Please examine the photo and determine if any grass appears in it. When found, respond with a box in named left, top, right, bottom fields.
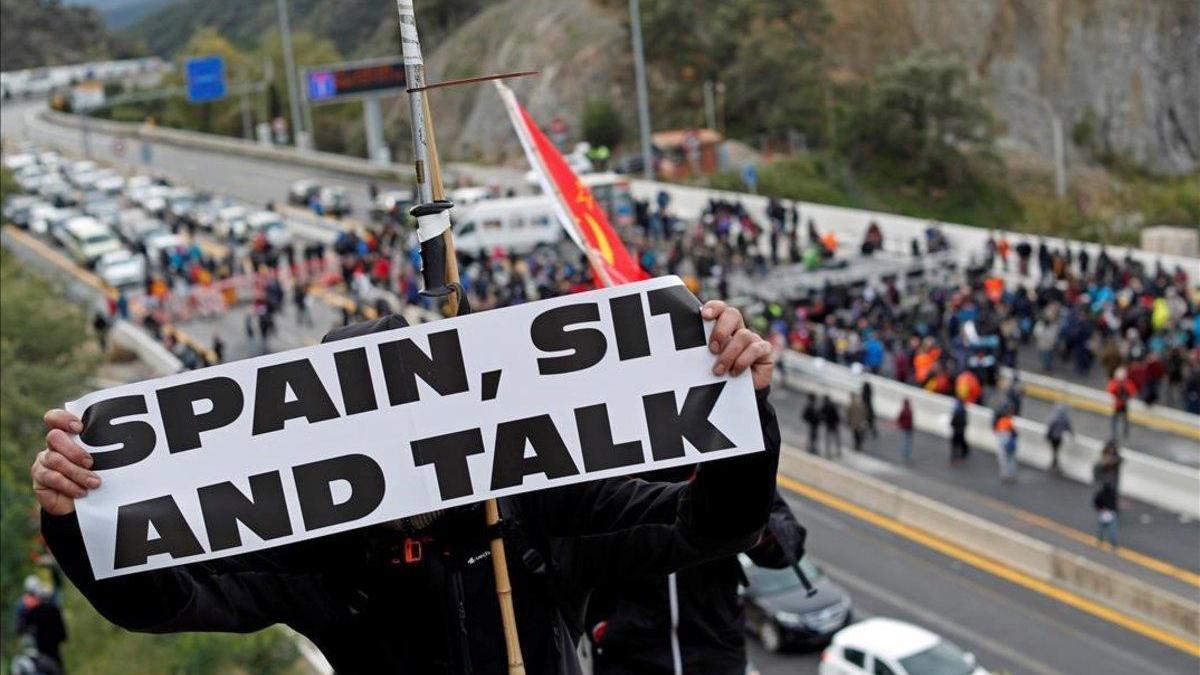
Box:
left=702, top=151, right=1197, bottom=244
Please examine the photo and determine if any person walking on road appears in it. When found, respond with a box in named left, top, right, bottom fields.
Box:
left=1092, top=480, right=1119, bottom=549
left=1093, top=439, right=1123, bottom=496
left=820, top=395, right=841, bottom=458
left=1106, top=368, right=1137, bottom=439
left=896, top=399, right=915, bottom=463
left=861, top=381, right=877, bottom=438
left=949, top=398, right=969, bottom=465
left=993, top=409, right=1018, bottom=483
left=847, top=393, right=869, bottom=452
left=802, top=394, right=821, bottom=454
left=1045, top=403, right=1073, bottom=474
left=1092, top=442, right=1123, bottom=550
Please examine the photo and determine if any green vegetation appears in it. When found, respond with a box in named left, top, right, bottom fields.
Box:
left=0, top=250, right=299, bottom=672
left=90, top=27, right=360, bottom=156
left=581, top=99, right=624, bottom=150
left=121, top=0, right=485, bottom=61
left=0, top=0, right=142, bottom=71
left=626, top=0, right=828, bottom=142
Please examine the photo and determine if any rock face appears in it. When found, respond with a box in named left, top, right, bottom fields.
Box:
left=823, top=0, right=1199, bottom=176
left=405, top=0, right=630, bottom=165
left=412, top=0, right=1197, bottom=176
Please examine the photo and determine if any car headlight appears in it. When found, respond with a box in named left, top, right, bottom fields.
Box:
left=772, top=610, right=804, bottom=627
left=802, top=600, right=850, bottom=629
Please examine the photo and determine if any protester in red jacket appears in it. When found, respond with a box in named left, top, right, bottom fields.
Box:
left=1106, top=368, right=1137, bottom=439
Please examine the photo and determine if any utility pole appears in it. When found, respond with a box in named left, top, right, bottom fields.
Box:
left=629, top=0, right=654, bottom=180
left=702, top=80, right=716, bottom=131
left=274, top=0, right=307, bottom=149
left=1050, top=110, right=1066, bottom=199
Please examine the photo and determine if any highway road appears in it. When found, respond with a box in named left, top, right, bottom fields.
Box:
left=749, top=477, right=1197, bottom=675
left=5, top=99, right=1198, bottom=675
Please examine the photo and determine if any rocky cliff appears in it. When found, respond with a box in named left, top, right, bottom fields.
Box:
left=414, top=0, right=1197, bottom=176
left=823, top=0, right=1198, bottom=176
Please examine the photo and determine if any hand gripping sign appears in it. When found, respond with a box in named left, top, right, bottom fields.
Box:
left=66, top=276, right=765, bottom=579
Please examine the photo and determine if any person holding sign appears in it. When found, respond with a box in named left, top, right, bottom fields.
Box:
left=31, top=288, right=780, bottom=675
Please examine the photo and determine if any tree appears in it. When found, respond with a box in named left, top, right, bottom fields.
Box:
left=582, top=99, right=623, bottom=150
left=845, top=48, right=995, bottom=187
left=632, top=0, right=828, bottom=141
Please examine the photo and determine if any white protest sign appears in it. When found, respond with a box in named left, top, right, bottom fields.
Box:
left=66, top=276, right=765, bottom=579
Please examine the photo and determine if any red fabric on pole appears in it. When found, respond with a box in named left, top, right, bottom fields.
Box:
left=503, top=87, right=647, bottom=287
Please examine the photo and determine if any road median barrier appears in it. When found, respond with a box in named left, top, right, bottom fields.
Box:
left=40, top=109, right=407, bottom=181
left=779, top=351, right=1200, bottom=518
left=1002, top=367, right=1200, bottom=442
left=777, top=447, right=1200, bottom=650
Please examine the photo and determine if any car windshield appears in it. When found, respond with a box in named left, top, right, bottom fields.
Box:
left=898, top=641, right=974, bottom=675
left=85, top=233, right=114, bottom=245
left=746, top=557, right=823, bottom=595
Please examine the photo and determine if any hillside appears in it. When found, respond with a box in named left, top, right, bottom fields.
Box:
left=0, top=0, right=134, bottom=71
left=122, top=0, right=484, bottom=63
left=819, top=0, right=1199, bottom=177
left=119, top=0, right=1197, bottom=178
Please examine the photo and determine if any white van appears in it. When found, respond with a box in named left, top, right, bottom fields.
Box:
left=452, top=196, right=561, bottom=255
left=61, top=217, right=123, bottom=267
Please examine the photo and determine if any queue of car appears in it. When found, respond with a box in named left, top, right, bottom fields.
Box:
left=2, top=145, right=295, bottom=291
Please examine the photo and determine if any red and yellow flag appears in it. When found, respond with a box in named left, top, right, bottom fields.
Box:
left=496, top=82, right=647, bottom=287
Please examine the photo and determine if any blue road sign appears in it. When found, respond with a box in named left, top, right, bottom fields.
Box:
left=186, top=55, right=227, bottom=104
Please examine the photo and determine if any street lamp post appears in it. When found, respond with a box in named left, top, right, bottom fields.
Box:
left=629, top=0, right=654, bottom=180
left=274, top=0, right=307, bottom=150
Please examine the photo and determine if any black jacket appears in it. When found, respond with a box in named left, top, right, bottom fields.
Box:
left=590, top=491, right=805, bottom=675
left=42, top=313, right=782, bottom=675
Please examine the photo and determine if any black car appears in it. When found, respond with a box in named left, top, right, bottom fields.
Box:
left=740, top=554, right=853, bottom=652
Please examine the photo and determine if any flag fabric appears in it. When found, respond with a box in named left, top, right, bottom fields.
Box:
left=495, top=82, right=647, bottom=287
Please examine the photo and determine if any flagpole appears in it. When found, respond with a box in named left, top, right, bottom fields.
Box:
left=395, top=2, right=525, bottom=672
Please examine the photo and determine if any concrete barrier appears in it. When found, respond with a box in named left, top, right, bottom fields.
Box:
left=1003, top=366, right=1200, bottom=441
left=779, top=351, right=1200, bottom=518
left=2, top=226, right=183, bottom=377
left=109, top=320, right=183, bottom=375
left=778, top=448, right=1200, bottom=643
left=41, top=109, right=408, bottom=181
left=38, top=107, right=1199, bottom=284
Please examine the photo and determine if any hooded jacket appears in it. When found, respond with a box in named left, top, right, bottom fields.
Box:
left=41, top=313, right=782, bottom=675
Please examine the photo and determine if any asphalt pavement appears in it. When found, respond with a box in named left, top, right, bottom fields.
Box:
left=748, top=486, right=1197, bottom=675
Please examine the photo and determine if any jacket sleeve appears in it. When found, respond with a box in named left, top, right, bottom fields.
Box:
left=524, top=387, right=781, bottom=585
left=744, top=490, right=806, bottom=569
left=40, top=510, right=326, bottom=635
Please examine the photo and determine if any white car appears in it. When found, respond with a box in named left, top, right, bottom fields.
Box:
left=14, top=165, right=47, bottom=192
left=60, top=217, right=123, bottom=267
left=32, top=206, right=77, bottom=237
left=215, top=205, right=249, bottom=239
left=95, top=249, right=146, bottom=289
left=124, top=175, right=154, bottom=194
left=820, top=618, right=987, bottom=675
left=245, top=210, right=292, bottom=248
left=4, top=153, right=37, bottom=172
left=144, top=232, right=187, bottom=268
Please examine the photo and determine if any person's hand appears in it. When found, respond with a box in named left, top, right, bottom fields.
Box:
left=31, top=409, right=100, bottom=516
left=701, top=300, right=774, bottom=391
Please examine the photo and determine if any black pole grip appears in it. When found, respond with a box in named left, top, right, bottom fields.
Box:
left=411, top=200, right=456, bottom=299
